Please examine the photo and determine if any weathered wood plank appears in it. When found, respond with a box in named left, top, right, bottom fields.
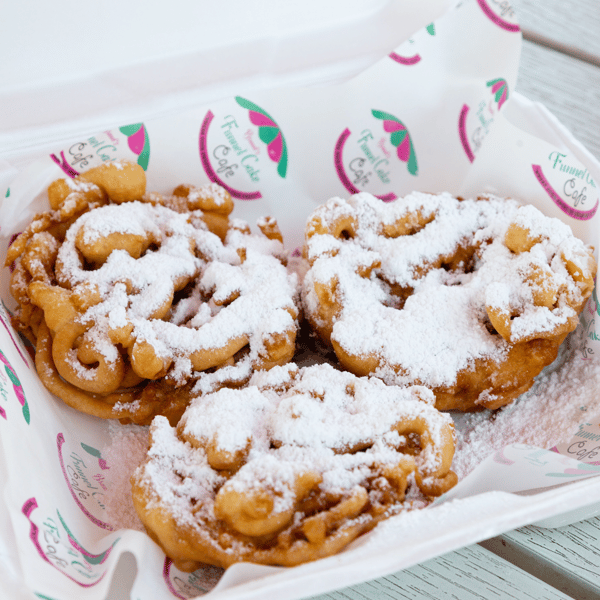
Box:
left=517, top=39, right=600, bottom=162
left=512, top=0, right=600, bottom=63
left=482, top=516, right=600, bottom=600
left=303, top=545, right=572, bottom=600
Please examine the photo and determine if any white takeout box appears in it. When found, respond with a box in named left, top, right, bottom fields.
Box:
left=2, top=1, right=600, bottom=599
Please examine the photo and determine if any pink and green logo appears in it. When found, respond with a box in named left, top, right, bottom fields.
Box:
left=389, top=22, right=436, bottom=65
left=334, top=110, right=418, bottom=201
left=487, top=78, right=509, bottom=110
left=372, top=110, right=418, bottom=176
left=22, top=497, right=118, bottom=587
left=532, top=163, right=599, bottom=221
left=235, top=97, right=288, bottom=178
left=0, top=349, right=29, bottom=423
left=119, top=123, right=150, bottom=170
left=476, top=0, right=520, bottom=32
left=57, top=433, right=111, bottom=530
left=51, top=124, right=150, bottom=178
left=80, top=442, right=109, bottom=470
left=545, top=462, right=600, bottom=477
left=459, top=77, right=509, bottom=163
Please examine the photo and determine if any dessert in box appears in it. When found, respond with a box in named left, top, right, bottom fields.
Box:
left=6, top=162, right=299, bottom=426
left=302, top=191, right=596, bottom=411
left=6, top=163, right=462, bottom=569
left=2, top=1, right=600, bottom=599
left=132, top=363, right=457, bottom=570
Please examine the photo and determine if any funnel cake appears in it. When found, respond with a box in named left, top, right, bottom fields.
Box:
left=6, top=162, right=299, bottom=424
left=131, top=363, right=457, bottom=569
left=302, top=192, right=596, bottom=411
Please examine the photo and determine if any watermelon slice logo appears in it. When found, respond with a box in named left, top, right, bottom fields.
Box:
left=81, top=442, right=110, bottom=471
left=372, top=110, right=418, bottom=176
left=476, top=0, right=520, bottom=32
left=0, top=349, right=29, bottom=423
left=592, top=282, right=600, bottom=316
left=532, top=164, right=598, bottom=221
left=22, top=498, right=117, bottom=587
left=57, top=433, right=112, bottom=530
left=487, top=78, right=509, bottom=110
left=235, top=97, right=288, bottom=178
left=119, top=123, right=150, bottom=170
left=389, top=21, right=435, bottom=65
left=56, top=509, right=118, bottom=564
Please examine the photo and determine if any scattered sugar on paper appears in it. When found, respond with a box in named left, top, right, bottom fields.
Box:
left=100, top=330, right=600, bottom=533
left=102, top=422, right=149, bottom=532
left=452, top=330, right=600, bottom=479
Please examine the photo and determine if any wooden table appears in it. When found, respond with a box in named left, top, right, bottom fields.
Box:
left=302, top=1, right=600, bottom=599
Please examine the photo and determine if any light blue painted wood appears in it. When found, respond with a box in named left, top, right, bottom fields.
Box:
left=517, top=40, right=600, bottom=162
left=512, top=0, right=600, bottom=63
left=303, top=545, right=572, bottom=600
left=483, top=516, right=600, bottom=600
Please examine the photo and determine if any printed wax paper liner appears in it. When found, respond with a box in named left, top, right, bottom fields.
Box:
left=2, top=1, right=600, bottom=599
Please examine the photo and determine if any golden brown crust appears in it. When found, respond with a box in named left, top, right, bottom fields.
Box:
left=6, top=163, right=299, bottom=423
left=131, top=364, right=457, bottom=569
left=302, top=192, right=597, bottom=411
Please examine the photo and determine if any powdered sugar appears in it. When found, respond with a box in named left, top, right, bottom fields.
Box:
left=303, top=192, right=593, bottom=395
left=131, top=363, right=455, bottom=556
left=102, top=422, right=149, bottom=531
left=186, top=182, right=230, bottom=207
left=65, top=177, right=98, bottom=192
left=180, top=364, right=452, bottom=480
left=103, top=329, right=600, bottom=539
left=453, top=331, right=600, bottom=479
left=140, top=416, right=226, bottom=527
left=90, top=191, right=599, bottom=571
left=53, top=201, right=299, bottom=398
